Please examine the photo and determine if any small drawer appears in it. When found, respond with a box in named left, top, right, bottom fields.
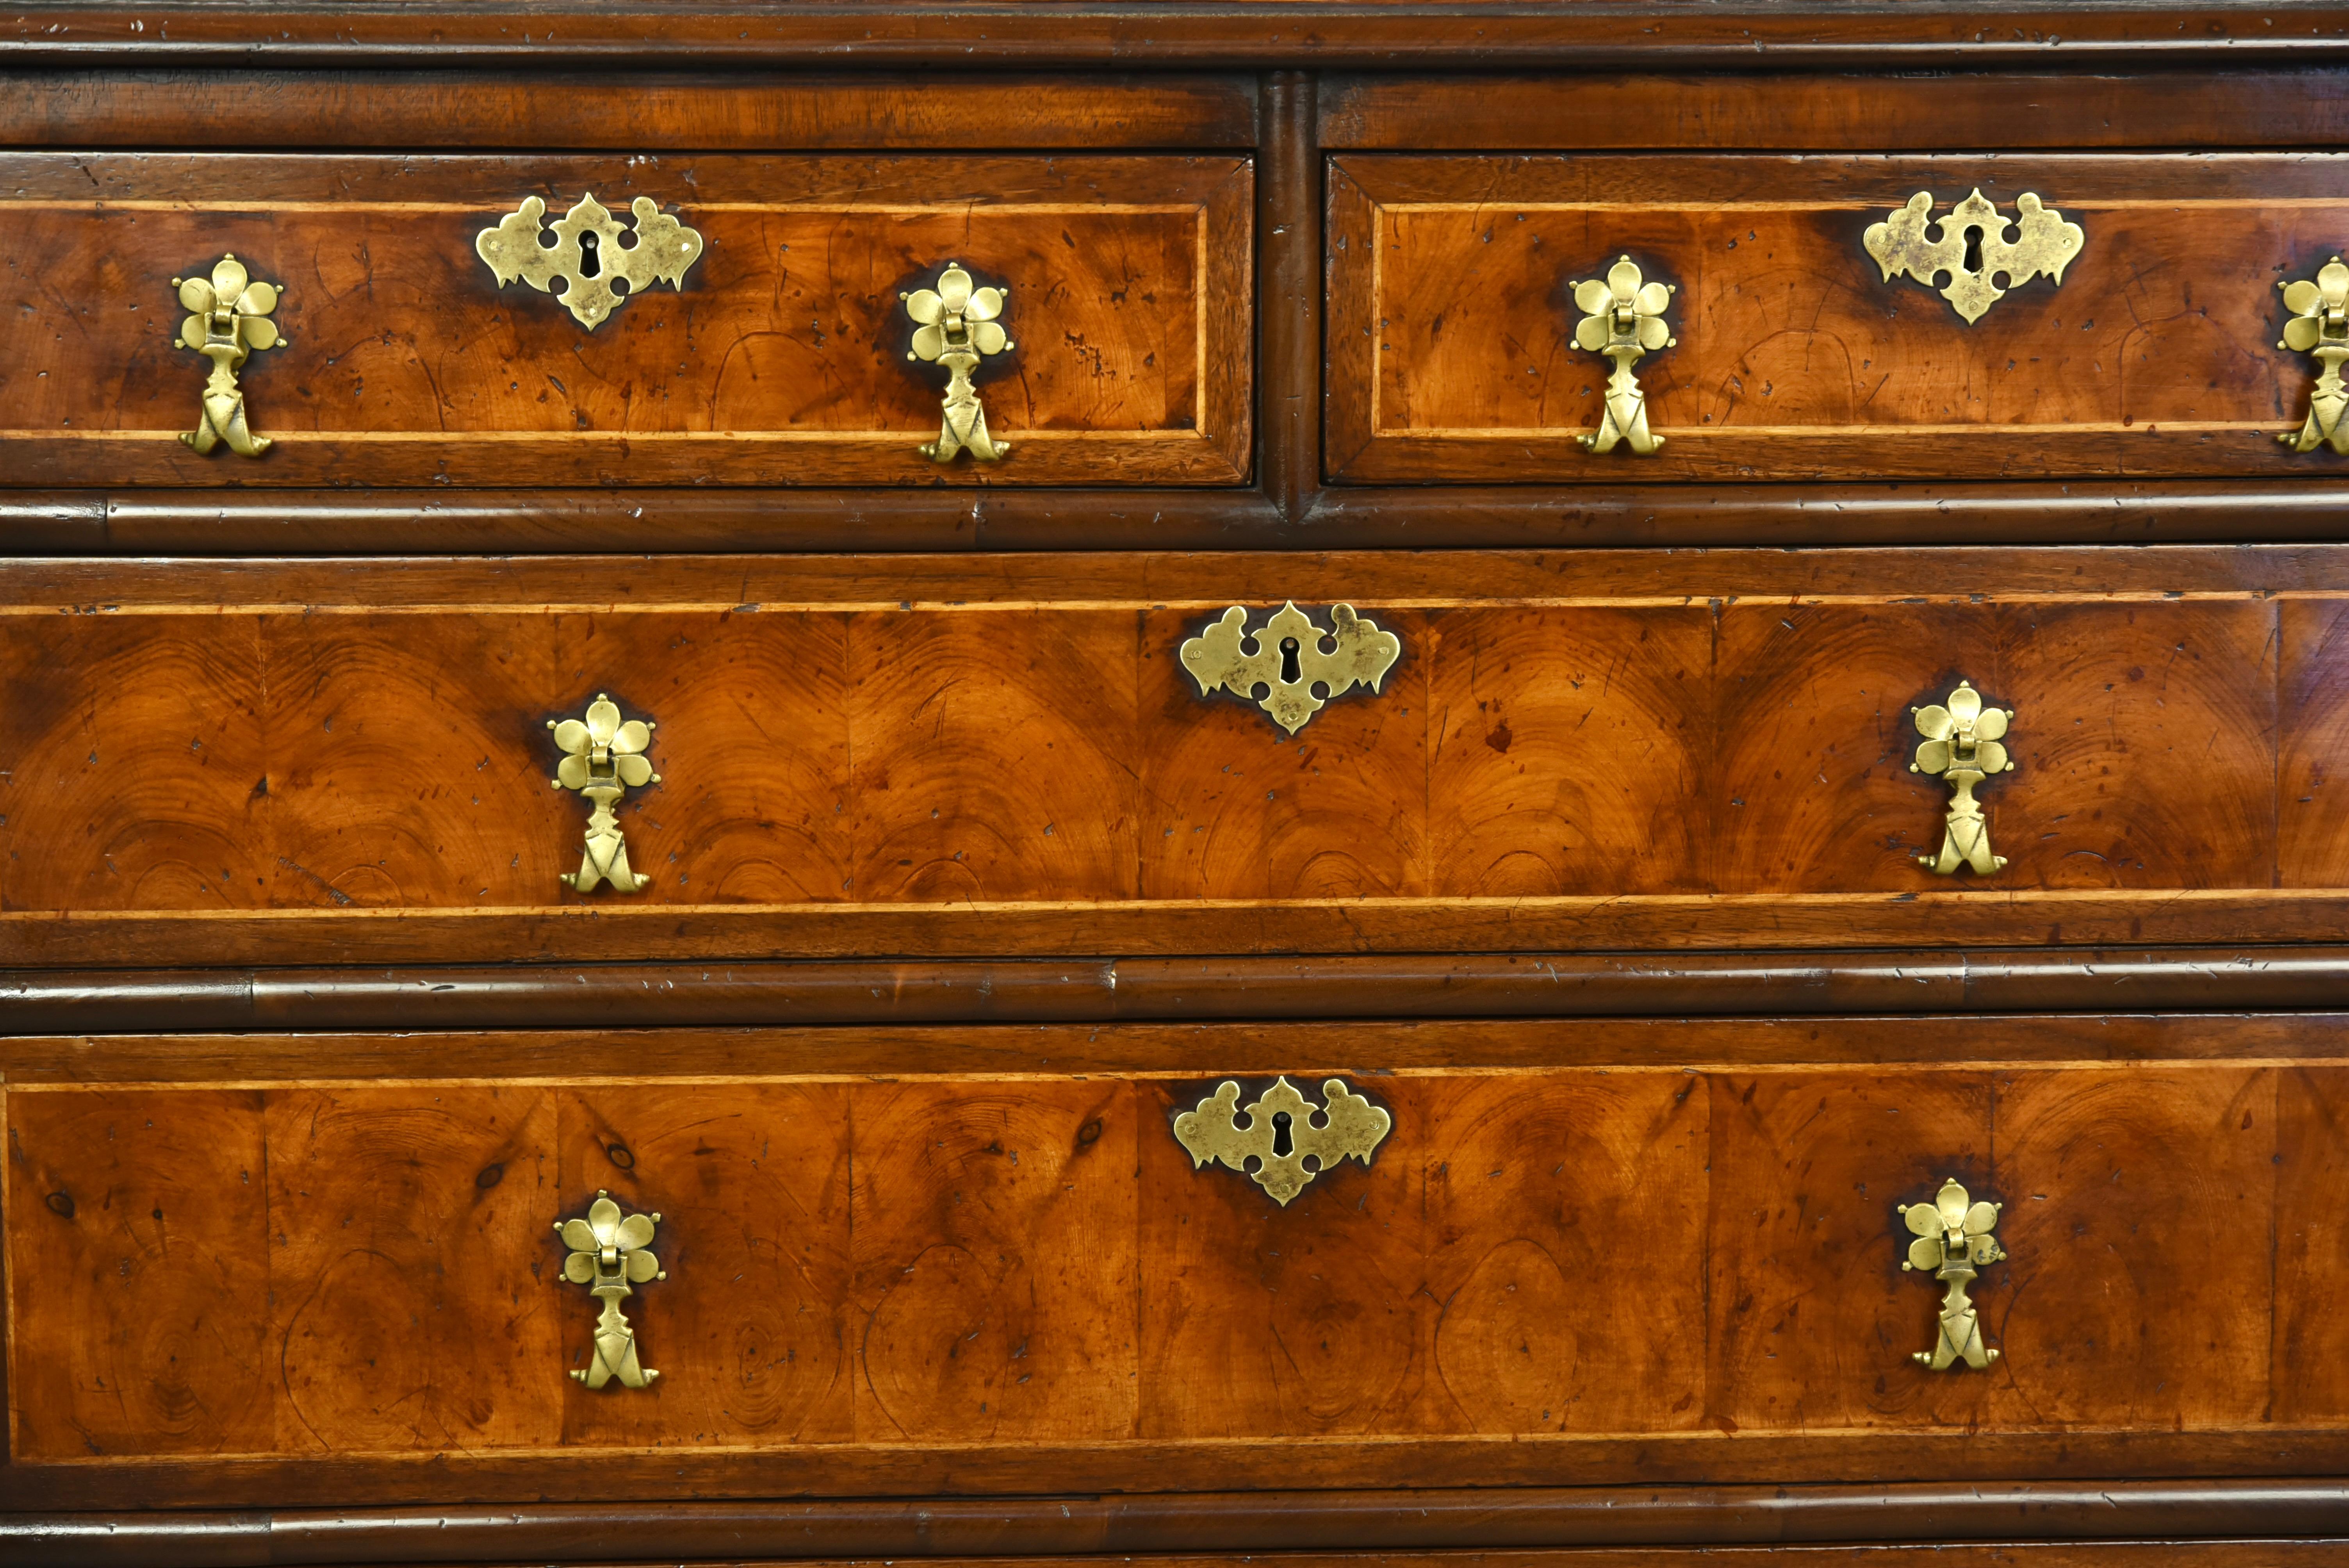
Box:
left=1326, top=151, right=2348, bottom=483
left=4, top=549, right=2348, bottom=964
left=5, top=1014, right=2345, bottom=1506
left=0, top=151, right=1251, bottom=486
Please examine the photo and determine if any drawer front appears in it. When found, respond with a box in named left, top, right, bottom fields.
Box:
left=6, top=1013, right=2347, bottom=1506
left=0, top=153, right=1251, bottom=486
left=1327, top=153, right=2347, bottom=483
left=4, top=548, right=2349, bottom=962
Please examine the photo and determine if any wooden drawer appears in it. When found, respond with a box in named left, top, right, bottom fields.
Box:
left=0, top=152, right=1251, bottom=487
left=7, top=546, right=2349, bottom=964
left=1326, top=152, right=2348, bottom=483
left=7, top=1012, right=2348, bottom=1507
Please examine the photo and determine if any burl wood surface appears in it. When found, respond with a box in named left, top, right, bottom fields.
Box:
left=3, top=547, right=2347, bottom=963
left=7, top=1019, right=2345, bottom=1495
left=1328, top=154, right=2349, bottom=482
left=0, top=154, right=1252, bottom=486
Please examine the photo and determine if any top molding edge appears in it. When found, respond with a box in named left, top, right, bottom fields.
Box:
left=7, top=3, right=2349, bottom=69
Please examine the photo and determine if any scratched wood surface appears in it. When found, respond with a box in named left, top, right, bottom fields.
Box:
left=6, top=1051, right=2342, bottom=1477
left=2, top=550, right=2345, bottom=961
left=1327, top=153, right=2349, bottom=482
left=0, top=153, right=1252, bottom=486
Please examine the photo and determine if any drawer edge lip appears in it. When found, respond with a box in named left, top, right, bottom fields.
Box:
left=7, top=944, right=2349, bottom=1035
left=5, top=1477, right=2349, bottom=1555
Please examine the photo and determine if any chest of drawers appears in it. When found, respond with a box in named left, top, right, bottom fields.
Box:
left=9, top=8, right=2349, bottom=1567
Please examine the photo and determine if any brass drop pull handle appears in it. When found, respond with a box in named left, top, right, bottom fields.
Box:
left=1911, top=680, right=2014, bottom=877
left=1899, top=1178, right=2005, bottom=1370
left=547, top=694, right=659, bottom=894
left=171, top=254, right=284, bottom=458
left=1173, top=1076, right=1391, bottom=1207
left=1180, top=601, right=1401, bottom=735
left=903, top=262, right=1014, bottom=463
left=1569, top=255, right=1674, bottom=456
left=1863, top=188, right=2083, bottom=324
left=476, top=192, right=703, bottom=330
left=556, top=1191, right=667, bottom=1390
left=2279, top=255, right=2349, bottom=454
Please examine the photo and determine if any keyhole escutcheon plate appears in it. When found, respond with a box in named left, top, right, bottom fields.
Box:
left=1172, top=1077, right=1392, bottom=1207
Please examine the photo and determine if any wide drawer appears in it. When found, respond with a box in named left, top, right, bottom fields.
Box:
left=6, top=1012, right=2347, bottom=1507
left=1326, top=152, right=2349, bottom=483
left=6, top=547, right=2349, bottom=963
left=0, top=153, right=1252, bottom=487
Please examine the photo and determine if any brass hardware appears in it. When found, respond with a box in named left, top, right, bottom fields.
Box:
left=1899, top=1177, right=2004, bottom=1371
left=171, top=254, right=284, bottom=458
left=2279, top=256, right=2349, bottom=454
left=556, top=1190, right=666, bottom=1390
left=1910, top=680, right=2014, bottom=877
left=1863, top=189, right=2083, bottom=324
left=1173, top=1076, right=1392, bottom=1207
left=547, top=694, right=659, bottom=894
left=1180, top=601, right=1402, bottom=735
left=476, top=193, right=703, bottom=331
left=902, top=262, right=1013, bottom=463
left=1569, top=255, right=1675, bottom=456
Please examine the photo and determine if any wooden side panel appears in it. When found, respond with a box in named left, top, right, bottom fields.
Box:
left=6, top=1060, right=2344, bottom=1467
left=0, top=573, right=2337, bottom=961
left=0, top=154, right=1252, bottom=487
left=1327, top=153, right=2347, bottom=483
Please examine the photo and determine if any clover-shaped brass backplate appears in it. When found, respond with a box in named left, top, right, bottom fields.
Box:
left=903, top=262, right=1014, bottom=463
left=1864, top=189, right=2083, bottom=324
left=171, top=253, right=285, bottom=458
left=1899, top=1177, right=2005, bottom=1370
left=1910, top=680, right=2014, bottom=877
left=477, top=192, right=703, bottom=330
left=1173, top=1077, right=1392, bottom=1207
left=556, top=1190, right=667, bottom=1390
left=2280, top=255, right=2349, bottom=454
left=1569, top=255, right=1675, bottom=456
left=1179, top=601, right=1401, bottom=735
left=547, top=694, right=659, bottom=894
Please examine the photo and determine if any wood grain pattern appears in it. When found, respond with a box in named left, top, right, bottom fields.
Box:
left=5, top=553, right=2340, bottom=960
left=1328, top=153, right=2349, bottom=482
left=7, top=1057, right=2346, bottom=1477
left=1322, top=69, right=2349, bottom=150
left=0, top=71, right=1258, bottom=149
left=0, top=153, right=1251, bottom=487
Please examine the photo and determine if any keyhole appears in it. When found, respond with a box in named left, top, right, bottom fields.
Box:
left=1962, top=225, right=1984, bottom=274
left=578, top=230, right=602, bottom=278
left=1271, top=1110, right=1294, bottom=1157
left=1279, top=637, right=1301, bottom=684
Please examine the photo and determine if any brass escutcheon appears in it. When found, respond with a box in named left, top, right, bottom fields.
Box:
left=2279, top=255, right=2349, bottom=454
left=1863, top=189, right=2083, bottom=324
left=477, top=192, right=703, bottom=330
left=1179, top=601, right=1401, bottom=735
left=1173, top=1077, right=1392, bottom=1207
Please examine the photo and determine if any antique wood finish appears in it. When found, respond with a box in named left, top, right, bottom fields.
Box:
left=5, top=1018, right=2349, bottom=1506
left=0, top=154, right=1252, bottom=487
left=17, top=946, right=2349, bottom=1033
left=1329, top=153, right=2349, bottom=484
left=10, top=1522, right=2349, bottom=1568
left=1321, top=69, right=2349, bottom=150
left=14, top=1502, right=2349, bottom=1568
left=0, top=71, right=1259, bottom=149
left=2, top=545, right=2346, bottom=962
left=2, top=5, right=2345, bottom=68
